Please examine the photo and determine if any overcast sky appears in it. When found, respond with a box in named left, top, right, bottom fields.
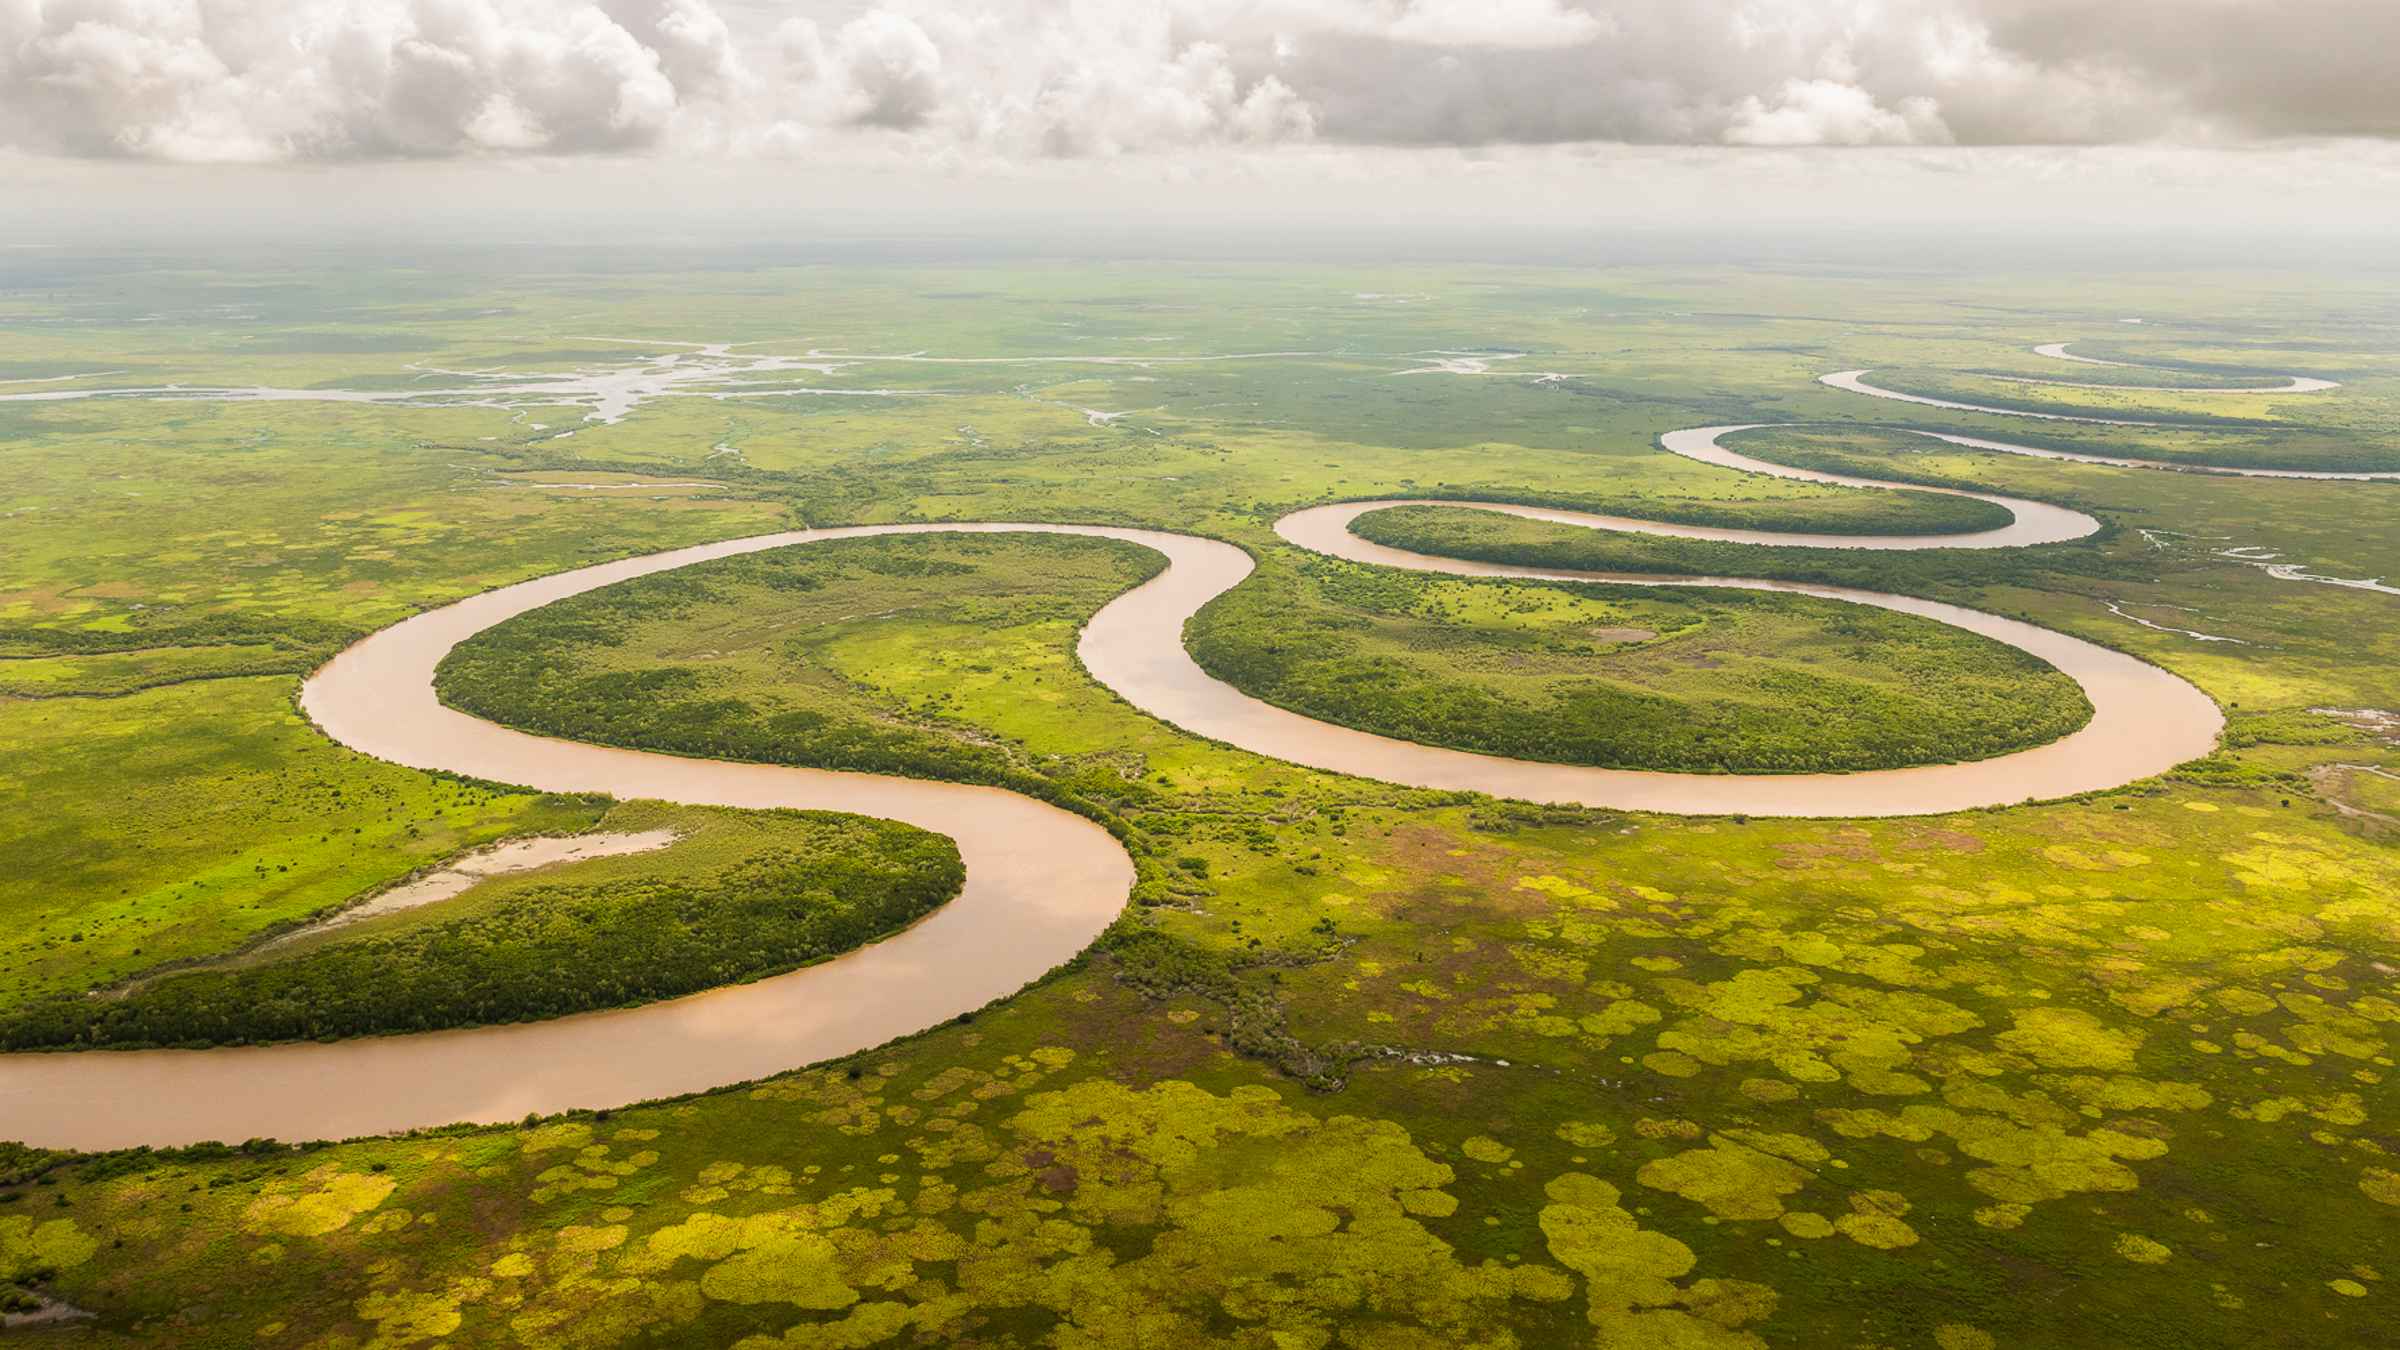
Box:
left=6, top=1, right=2398, bottom=238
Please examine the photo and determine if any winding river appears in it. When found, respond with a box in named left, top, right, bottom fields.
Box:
left=2023, top=342, right=2341, bottom=394
left=0, top=348, right=2295, bottom=1150
left=1823, top=343, right=2392, bottom=481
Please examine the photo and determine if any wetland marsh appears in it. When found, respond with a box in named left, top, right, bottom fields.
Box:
left=1, top=254, right=2395, bottom=1349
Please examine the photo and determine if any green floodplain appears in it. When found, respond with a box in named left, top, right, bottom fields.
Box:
left=1, top=251, right=2397, bottom=1346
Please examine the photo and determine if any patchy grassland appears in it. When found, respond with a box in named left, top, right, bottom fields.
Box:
left=11, top=631, right=2399, bottom=1347
left=0, top=678, right=600, bottom=1010
left=2, top=257, right=2397, bottom=1347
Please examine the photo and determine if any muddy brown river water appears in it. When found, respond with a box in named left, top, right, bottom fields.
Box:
left=0, top=421, right=2233, bottom=1149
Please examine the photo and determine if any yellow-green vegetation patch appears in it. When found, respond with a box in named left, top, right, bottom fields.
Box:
left=241, top=1167, right=397, bottom=1239
left=1639, top=1135, right=1816, bottom=1220
left=1833, top=1189, right=1920, bottom=1249
left=1540, top=1171, right=1778, bottom=1345
left=2113, top=1232, right=2173, bottom=1264
left=1997, top=1006, right=2147, bottom=1070
left=0, top=1215, right=99, bottom=1281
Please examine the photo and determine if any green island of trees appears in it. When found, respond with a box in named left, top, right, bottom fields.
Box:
left=1188, top=551, right=2094, bottom=774
left=0, top=806, right=961, bottom=1050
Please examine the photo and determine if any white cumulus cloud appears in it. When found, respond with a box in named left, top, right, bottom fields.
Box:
left=1724, top=80, right=1952, bottom=147
left=0, top=0, right=2391, bottom=163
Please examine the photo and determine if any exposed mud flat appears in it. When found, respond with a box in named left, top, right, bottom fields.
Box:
left=100, top=831, right=688, bottom=997
left=2309, top=763, right=2400, bottom=830
left=2101, top=600, right=2246, bottom=644
left=0, top=339, right=912, bottom=425
left=259, top=829, right=684, bottom=950
left=2, top=1295, right=94, bottom=1328
left=2213, top=546, right=2400, bottom=596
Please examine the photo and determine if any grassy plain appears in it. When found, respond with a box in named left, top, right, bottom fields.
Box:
left=0, top=678, right=600, bottom=1009
left=0, top=253, right=2396, bottom=1346
left=0, top=803, right=962, bottom=1049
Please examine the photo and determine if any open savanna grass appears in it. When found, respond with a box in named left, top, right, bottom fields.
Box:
left=0, top=801, right=962, bottom=1050
left=0, top=643, right=303, bottom=698
left=476, top=361, right=2030, bottom=544
left=0, top=676, right=599, bottom=1011
left=1971, top=362, right=2299, bottom=392
left=0, top=397, right=788, bottom=636
left=1188, top=551, right=2092, bottom=773
left=877, top=407, right=2025, bottom=539
left=1949, top=332, right=2396, bottom=390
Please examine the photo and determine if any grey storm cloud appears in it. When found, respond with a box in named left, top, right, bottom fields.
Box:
left=0, top=0, right=2392, bottom=163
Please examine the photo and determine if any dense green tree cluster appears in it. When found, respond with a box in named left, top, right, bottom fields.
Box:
left=0, top=614, right=354, bottom=659
left=422, top=544, right=1177, bottom=891
left=1189, top=555, right=2092, bottom=775
left=431, top=549, right=1153, bottom=818
left=1394, top=479, right=2014, bottom=536
left=1348, top=502, right=2149, bottom=596
left=0, top=812, right=961, bottom=1050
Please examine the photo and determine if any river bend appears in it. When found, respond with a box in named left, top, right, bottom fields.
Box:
left=0, top=387, right=2258, bottom=1148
